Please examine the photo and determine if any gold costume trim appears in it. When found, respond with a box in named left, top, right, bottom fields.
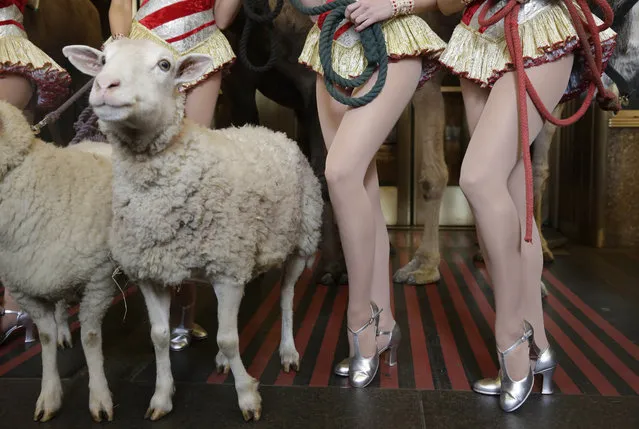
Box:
left=439, top=2, right=617, bottom=87
left=0, top=35, right=70, bottom=109
left=126, top=21, right=235, bottom=89
left=298, top=15, right=446, bottom=79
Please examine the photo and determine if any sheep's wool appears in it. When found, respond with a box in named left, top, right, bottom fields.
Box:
left=110, top=122, right=323, bottom=287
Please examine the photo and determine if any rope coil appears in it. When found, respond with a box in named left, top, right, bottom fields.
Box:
left=289, top=0, right=389, bottom=106
left=238, top=0, right=284, bottom=72
left=476, top=0, right=619, bottom=243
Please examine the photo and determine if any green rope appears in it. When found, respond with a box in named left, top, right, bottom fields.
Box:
left=289, top=0, right=388, bottom=107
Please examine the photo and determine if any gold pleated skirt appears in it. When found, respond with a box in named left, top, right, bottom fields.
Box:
left=0, top=35, right=71, bottom=110
left=439, top=0, right=616, bottom=99
left=128, top=21, right=236, bottom=89
left=299, top=15, right=447, bottom=88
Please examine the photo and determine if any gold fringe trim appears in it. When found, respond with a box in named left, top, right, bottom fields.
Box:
left=439, top=2, right=617, bottom=86
left=123, top=21, right=236, bottom=88
left=0, top=35, right=66, bottom=72
left=298, top=14, right=446, bottom=79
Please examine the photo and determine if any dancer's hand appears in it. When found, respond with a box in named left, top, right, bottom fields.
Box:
left=345, top=0, right=394, bottom=32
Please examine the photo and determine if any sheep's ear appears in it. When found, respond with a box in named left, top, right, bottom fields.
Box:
left=62, top=45, right=104, bottom=77
left=174, top=54, right=213, bottom=86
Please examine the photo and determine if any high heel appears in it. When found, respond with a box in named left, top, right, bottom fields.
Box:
left=347, top=302, right=381, bottom=388
left=497, top=322, right=534, bottom=412
left=170, top=304, right=208, bottom=351
left=1, top=307, right=36, bottom=346
left=333, top=317, right=401, bottom=377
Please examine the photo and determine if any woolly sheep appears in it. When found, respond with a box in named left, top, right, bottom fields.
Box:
left=0, top=101, right=115, bottom=422
left=64, top=39, right=323, bottom=422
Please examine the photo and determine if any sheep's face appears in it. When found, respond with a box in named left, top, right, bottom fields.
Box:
left=63, top=40, right=213, bottom=129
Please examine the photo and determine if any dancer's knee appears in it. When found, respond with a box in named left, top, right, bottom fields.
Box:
left=325, top=156, right=359, bottom=198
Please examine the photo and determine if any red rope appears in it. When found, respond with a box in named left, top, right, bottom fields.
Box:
left=477, top=0, right=620, bottom=243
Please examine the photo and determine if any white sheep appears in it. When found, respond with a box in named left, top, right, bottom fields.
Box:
left=63, top=39, right=323, bottom=422
left=0, top=101, right=115, bottom=422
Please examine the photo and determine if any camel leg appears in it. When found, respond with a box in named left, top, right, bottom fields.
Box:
left=532, top=103, right=565, bottom=263
left=394, top=76, right=447, bottom=285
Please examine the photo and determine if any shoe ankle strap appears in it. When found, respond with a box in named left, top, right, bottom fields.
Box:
left=348, top=303, right=383, bottom=336
left=498, top=323, right=533, bottom=356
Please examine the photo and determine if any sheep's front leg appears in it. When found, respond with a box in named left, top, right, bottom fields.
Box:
left=13, top=294, right=61, bottom=422
left=279, top=256, right=305, bottom=372
left=79, top=276, right=115, bottom=422
left=214, top=282, right=261, bottom=421
left=54, top=300, right=72, bottom=349
left=138, top=282, right=174, bottom=421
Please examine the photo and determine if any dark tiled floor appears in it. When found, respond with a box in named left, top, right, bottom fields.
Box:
left=1, top=230, right=639, bottom=428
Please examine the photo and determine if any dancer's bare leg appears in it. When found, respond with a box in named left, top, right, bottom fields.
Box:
left=0, top=75, right=33, bottom=333
left=170, top=72, right=222, bottom=338
left=318, top=58, right=422, bottom=359
left=459, top=56, right=573, bottom=380
left=459, top=79, right=491, bottom=272
left=315, top=80, right=395, bottom=349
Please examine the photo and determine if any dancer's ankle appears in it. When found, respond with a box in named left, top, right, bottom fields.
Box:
left=347, top=308, right=378, bottom=359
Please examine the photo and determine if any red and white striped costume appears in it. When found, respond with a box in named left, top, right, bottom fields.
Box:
left=130, top=0, right=235, bottom=87
left=0, top=0, right=70, bottom=109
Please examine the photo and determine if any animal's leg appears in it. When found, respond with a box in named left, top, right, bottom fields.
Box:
left=394, top=77, right=448, bottom=285
left=12, top=293, right=61, bottom=422
left=138, top=282, right=174, bottom=421
left=279, top=256, right=306, bottom=372
left=54, top=300, right=72, bottom=349
left=214, top=282, right=261, bottom=421
left=532, top=103, right=564, bottom=263
left=78, top=275, right=115, bottom=422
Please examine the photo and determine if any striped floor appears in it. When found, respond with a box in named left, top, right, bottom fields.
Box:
left=1, top=230, right=638, bottom=398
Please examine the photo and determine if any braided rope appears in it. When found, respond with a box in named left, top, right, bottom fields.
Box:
left=238, top=0, right=285, bottom=72
left=476, top=0, right=619, bottom=243
left=289, top=0, right=388, bottom=106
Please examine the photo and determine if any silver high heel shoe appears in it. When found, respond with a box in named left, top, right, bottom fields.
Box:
left=1, top=307, right=36, bottom=346
left=348, top=302, right=382, bottom=388
left=473, top=321, right=557, bottom=396
left=334, top=322, right=401, bottom=377
left=497, top=322, right=534, bottom=412
left=170, top=304, right=208, bottom=351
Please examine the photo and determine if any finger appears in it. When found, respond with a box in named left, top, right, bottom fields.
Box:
left=354, top=12, right=368, bottom=24
left=355, top=18, right=375, bottom=32
left=349, top=8, right=365, bottom=21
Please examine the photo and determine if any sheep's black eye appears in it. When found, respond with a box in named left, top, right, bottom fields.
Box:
left=100, top=56, right=106, bottom=65
left=158, top=59, right=171, bottom=72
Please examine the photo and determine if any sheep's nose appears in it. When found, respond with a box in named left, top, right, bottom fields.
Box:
left=95, top=75, right=121, bottom=90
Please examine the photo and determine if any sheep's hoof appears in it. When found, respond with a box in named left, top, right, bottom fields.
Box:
left=91, top=408, right=114, bottom=423
left=57, top=326, right=72, bottom=349
left=34, top=409, right=58, bottom=423
left=541, top=281, right=549, bottom=299
left=242, top=408, right=261, bottom=422
left=89, top=390, right=113, bottom=422
left=215, top=350, right=230, bottom=374
left=34, top=383, right=62, bottom=422
left=144, top=406, right=171, bottom=421
left=280, top=348, right=300, bottom=373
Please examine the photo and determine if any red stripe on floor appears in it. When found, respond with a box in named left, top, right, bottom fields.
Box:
left=207, top=282, right=282, bottom=384
left=440, top=259, right=497, bottom=378
left=543, top=270, right=639, bottom=361
left=309, top=286, right=348, bottom=387
left=246, top=267, right=313, bottom=381
left=545, top=293, right=639, bottom=393
left=427, top=285, right=470, bottom=391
